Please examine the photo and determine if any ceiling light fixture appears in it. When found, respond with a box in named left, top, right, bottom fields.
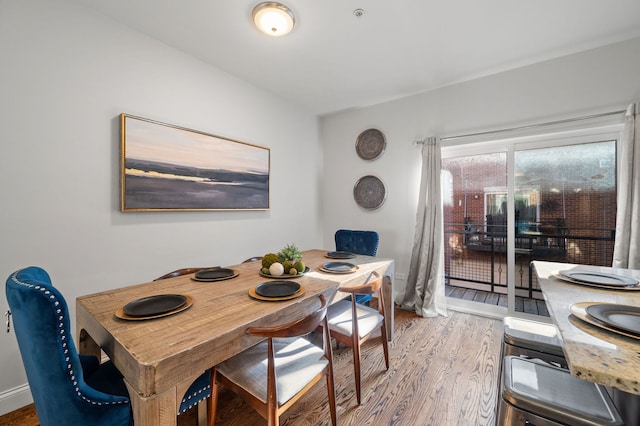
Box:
left=252, top=2, right=295, bottom=37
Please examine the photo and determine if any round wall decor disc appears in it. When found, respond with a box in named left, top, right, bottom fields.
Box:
left=353, top=175, right=386, bottom=210
left=356, top=128, right=386, bottom=160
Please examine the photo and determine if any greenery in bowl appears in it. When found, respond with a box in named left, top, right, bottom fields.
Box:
left=260, top=243, right=305, bottom=275
left=277, top=243, right=302, bottom=262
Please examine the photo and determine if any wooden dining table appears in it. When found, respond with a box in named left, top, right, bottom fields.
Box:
left=532, top=260, right=640, bottom=395
left=75, top=249, right=394, bottom=426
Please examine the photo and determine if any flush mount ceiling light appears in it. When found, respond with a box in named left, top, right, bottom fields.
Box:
left=252, top=2, right=295, bottom=37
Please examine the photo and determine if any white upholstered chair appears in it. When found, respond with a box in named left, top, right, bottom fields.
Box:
left=208, top=295, right=336, bottom=426
left=325, top=270, right=389, bottom=405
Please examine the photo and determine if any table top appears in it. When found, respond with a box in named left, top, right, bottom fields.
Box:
left=532, top=261, right=640, bottom=395
left=76, top=249, right=394, bottom=397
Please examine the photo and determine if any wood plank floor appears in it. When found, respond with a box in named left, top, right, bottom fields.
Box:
left=0, top=307, right=503, bottom=426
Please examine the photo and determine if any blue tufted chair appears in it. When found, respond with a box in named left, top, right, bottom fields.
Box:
left=6, top=266, right=132, bottom=426
left=334, top=229, right=379, bottom=257
left=334, top=229, right=380, bottom=304
left=6, top=266, right=212, bottom=426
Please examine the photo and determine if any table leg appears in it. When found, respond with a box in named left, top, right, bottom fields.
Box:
left=78, top=328, right=101, bottom=360
left=125, top=381, right=178, bottom=426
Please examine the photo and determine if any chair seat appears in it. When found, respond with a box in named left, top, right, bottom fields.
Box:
left=81, top=355, right=209, bottom=415
left=327, top=300, right=383, bottom=339
left=216, top=337, right=328, bottom=406
left=81, top=357, right=131, bottom=399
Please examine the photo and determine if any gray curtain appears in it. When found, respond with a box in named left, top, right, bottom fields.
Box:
left=401, top=137, right=447, bottom=317
left=613, top=102, right=640, bottom=269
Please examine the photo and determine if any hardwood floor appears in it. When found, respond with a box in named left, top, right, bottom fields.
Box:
left=0, top=307, right=503, bottom=426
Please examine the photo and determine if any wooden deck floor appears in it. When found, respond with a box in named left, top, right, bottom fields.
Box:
left=445, top=284, right=549, bottom=317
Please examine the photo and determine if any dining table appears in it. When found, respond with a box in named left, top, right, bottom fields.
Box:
left=532, top=260, right=640, bottom=424
left=75, top=249, right=394, bottom=426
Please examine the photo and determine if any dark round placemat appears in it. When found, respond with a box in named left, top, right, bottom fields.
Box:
left=586, top=303, right=640, bottom=336
left=353, top=175, right=386, bottom=210
left=356, top=128, right=386, bottom=160
left=326, top=251, right=356, bottom=259
left=195, top=268, right=235, bottom=280
left=255, top=281, right=301, bottom=297
left=123, top=294, right=187, bottom=317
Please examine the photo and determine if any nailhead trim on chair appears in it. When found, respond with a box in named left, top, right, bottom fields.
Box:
left=11, top=273, right=128, bottom=406
left=179, top=384, right=211, bottom=414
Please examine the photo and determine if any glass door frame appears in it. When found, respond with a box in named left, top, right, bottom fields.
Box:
left=442, top=123, right=623, bottom=320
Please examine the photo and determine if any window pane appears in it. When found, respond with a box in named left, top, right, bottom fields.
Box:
left=515, top=141, right=616, bottom=266
left=442, top=153, right=509, bottom=305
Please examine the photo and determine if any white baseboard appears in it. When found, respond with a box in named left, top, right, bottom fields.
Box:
left=0, top=383, right=33, bottom=416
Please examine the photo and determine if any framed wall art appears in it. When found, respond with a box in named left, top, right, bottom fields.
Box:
left=120, top=114, right=270, bottom=211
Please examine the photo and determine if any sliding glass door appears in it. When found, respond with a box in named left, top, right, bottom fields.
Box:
left=442, top=130, right=619, bottom=318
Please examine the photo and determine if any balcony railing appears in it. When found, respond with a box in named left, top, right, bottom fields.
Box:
left=444, top=221, right=615, bottom=314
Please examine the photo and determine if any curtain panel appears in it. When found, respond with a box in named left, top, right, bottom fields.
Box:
left=400, top=137, right=447, bottom=317
left=613, top=102, right=640, bottom=269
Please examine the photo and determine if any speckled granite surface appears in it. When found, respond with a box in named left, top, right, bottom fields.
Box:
left=533, top=261, right=640, bottom=395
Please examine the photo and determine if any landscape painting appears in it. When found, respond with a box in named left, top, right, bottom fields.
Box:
left=121, top=114, right=270, bottom=211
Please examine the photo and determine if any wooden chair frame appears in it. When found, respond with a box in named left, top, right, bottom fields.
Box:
left=153, top=267, right=217, bottom=281
left=327, top=271, right=389, bottom=404
left=209, top=295, right=337, bottom=426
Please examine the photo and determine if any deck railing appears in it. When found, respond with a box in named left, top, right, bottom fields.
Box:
left=444, top=222, right=615, bottom=302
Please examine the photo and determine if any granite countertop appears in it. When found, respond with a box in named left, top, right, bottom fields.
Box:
left=532, top=260, right=640, bottom=395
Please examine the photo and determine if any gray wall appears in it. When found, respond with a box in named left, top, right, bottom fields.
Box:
left=320, top=36, right=640, bottom=303
left=0, top=0, right=322, bottom=413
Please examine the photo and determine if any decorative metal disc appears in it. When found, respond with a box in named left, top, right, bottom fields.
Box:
left=356, top=128, right=386, bottom=160
left=353, top=175, right=386, bottom=210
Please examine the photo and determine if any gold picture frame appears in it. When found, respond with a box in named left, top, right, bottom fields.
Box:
left=120, top=114, right=270, bottom=211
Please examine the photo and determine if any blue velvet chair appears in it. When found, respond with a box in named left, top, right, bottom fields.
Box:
left=6, top=266, right=133, bottom=426
left=6, top=266, right=211, bottom=426
left=334, top=229, right=380, bottom=304
left=334, top=229, right=379, bottom=257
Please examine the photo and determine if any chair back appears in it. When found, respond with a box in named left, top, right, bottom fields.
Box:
left=154, top=267, right=214, bottom=281
left=211, top=294, right=336, bottom=425
left=247, top=295, right=328, bottom=338
left=6, top=267, right=130, bottom=426
left=335, top=229, right=379, bottom=256
left=339, top=271, right=382, bottom=296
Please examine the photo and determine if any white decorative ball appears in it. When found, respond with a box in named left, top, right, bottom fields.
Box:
left=269, top=262, right=284, bottom=276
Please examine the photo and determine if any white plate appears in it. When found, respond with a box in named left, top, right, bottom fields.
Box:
left=553, top=274, right=640, bottom=291
left=558, top=270, right=638, bottom=287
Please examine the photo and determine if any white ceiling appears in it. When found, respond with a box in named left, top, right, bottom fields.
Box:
left=76, top=0, right=640, bottom=116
